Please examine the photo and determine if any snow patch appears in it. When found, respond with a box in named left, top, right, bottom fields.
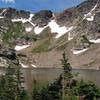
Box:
left=48, top=20, right=74, bottom=38
left=11, top=13, right=35, bottom=26
left=91, top=4, right=97, bottom=12
left=0, top=16, right=4, bottom=19
left=89, top=39, right=100, bottom=43
left=71, top=48, right=88, bottom=54
left=34, top=26, right=47, bottom=34
left=0, top=9, right=7, bottom=16
left=15, top=45, right=30, bottom=51
left=12, top=18, right=28, bottom=23
left=28, top=14, right=35, bottom=26
left=20, top=62, right=28, bottom=68
left=83, top=4, right=97, bottom=21
left=33, top=20, right=75, bottom=38
left=85, top=15, right=94, bottom=21
left=25, top=27, right=32, bottom=32
left=68, top=32, right=74, bottom=41
left=29, top=14, right=34, bottom=21
left=31, top=64, right=37, bottom=68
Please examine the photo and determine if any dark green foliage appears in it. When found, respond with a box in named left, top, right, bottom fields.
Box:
left=0, top=53, right=100, bottom=100
left=32, top=39, right=51, bottom=53
left=0, top=65, right=29, bottom=100
left=73, top=80, right=100, bottom=100
left=2, top=22, right=24, bottom=45
left=19, top=89, right=29, bottom=100
left=32, top=52, right=100, bottom=100
left=61, top=52, right=72, bottom=73
left=81, top=35, right=91, bottom=45
left=0, top=67, right=17, bottom=100
left=32, top=77, right=62, bottom=100
left=20, top=34, right=38, bottom=42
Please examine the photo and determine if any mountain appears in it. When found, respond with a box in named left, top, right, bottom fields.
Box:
left=0, top=0, right=100, bottom=69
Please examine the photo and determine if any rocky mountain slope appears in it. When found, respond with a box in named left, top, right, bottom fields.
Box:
left=0, top=0, right=100, bottom=69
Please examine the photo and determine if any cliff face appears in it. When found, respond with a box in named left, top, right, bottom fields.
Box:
left=0, top=0, right=100, bottom=69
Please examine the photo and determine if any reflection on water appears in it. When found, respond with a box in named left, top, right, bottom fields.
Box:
left=0, top=68, right=100, bottom=90
left=73, top=69, right=100, bottom=88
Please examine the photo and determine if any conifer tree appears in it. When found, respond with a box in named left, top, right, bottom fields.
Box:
left=0, top=61, right=29, bottom=100
left=61, top=52, right=73, bottom=100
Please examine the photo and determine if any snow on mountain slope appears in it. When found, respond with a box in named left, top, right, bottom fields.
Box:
left=68, top=32, right=74, bottom=41
left=0, top=0, right=100, bottom=69
left=89, top=39, right=100, bottom=43
left=12, top=18, right=28, bottom=23
left=0, top=9, right=7, bottom=16
left=20, top=62, right=28, bottom=68
left=15, top=45, right=30, bottom=51
left=12, top=13, right=35, bottom=26
left=83, top=4, right=97, bottom=21
left=33, top=19, right=75, bottom=38
left=48, top=20, right=74, bottom=38
left=31, top=64, right=37, bottom=68
left=28, top=14, right=35, bottom=26
left=0, top=16, right=4, bottom=19
left=25, top=27, right=33, bottom=32
left=34, top=26, right=48, bottom=34
left=71, top=48, right=88, bottom=54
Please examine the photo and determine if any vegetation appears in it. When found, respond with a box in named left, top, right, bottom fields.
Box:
left=32, top=52, right=100, bottom=100
left=21, top=34, right=38, bottom=42
left=0, top=52, right=100, bottom=100
left=2, top=22, right=38, bottom=47
left=32, top=39, right=51, bottom=53
left=0, top=65, right=29, bottom=100
left=2, top=22, right=24, bottom=45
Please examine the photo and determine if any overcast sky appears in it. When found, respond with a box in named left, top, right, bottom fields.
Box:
left=0, top=0, right=85, bottom=12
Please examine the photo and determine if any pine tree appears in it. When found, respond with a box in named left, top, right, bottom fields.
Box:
left=0, top=66, right=17, bottom=100
left=0, top=63, right=29, bottom=100
left=61, top=52, right=73, bottom=100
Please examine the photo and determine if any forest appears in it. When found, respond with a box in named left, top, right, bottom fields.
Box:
left=0, top=52, right=100, bottom=100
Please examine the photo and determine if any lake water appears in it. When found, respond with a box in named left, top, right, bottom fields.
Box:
left=0, top=68, right=100, bottom=91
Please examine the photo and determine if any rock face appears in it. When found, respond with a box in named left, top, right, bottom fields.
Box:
left=32, top=10, right=53, bottom=27
left=0, top=7, right=30, bottom=19
left=0, top=0, right=100, bottom=69
left=0, top=46, right=16, bottom=60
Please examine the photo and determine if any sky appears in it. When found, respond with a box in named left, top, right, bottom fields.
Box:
left=0, top=0, right=85, bottom=13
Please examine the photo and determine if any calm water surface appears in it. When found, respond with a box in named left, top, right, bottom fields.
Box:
left=0, top=68, right=100, bottom=90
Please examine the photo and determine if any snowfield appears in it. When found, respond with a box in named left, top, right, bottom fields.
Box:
left=89, top=39, right=100, bottom=43
left=12, top=13, right=35, bottom=26
left=0, top=9, right=7, bottom=16
left=15, top=45, right=30, bottom=51
left=31, top=64, right=37, bottom=68
left=0, top=16, right=4, bottom=19
left=48, top=20, right=67, bottom=38
left=48, top=20, right=74, bottom=38
left=12, top=18, right=28, bottom=23
left=25, top=27, right=33, bottom=32
left=33, top=19, right=75, bottom=38
left=0, top=9, right=75, bottom=39
left=11, top=12, right=75, bottom=38
left=34, top=26, right=47, bottom=34
left=68, top=32, right=74, bottom=41
left=71, top=48, right=88, bottom=54
left=20, top=62, right=28, bottom=68
left=83, top=4, right=97, bottom=21
left=84, top=15, right=94, bottom=21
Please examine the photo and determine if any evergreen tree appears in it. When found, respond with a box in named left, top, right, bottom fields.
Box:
left=32, top=52, right=100, bottom=100
left=0, top=66, right=17, bottom=100
left=0, top=64, right=29, bottom=100
left=61, top=51, right=73, bottom=100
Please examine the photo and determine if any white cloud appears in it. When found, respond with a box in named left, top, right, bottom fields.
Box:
left=2, top=0, right=15, bottom=3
